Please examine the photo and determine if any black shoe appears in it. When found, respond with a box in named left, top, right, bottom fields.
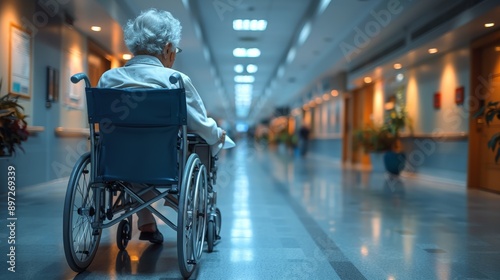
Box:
left=139, top=229, right=164, bottom=244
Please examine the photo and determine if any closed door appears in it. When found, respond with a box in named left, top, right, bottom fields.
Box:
left=88, top=41, right=111, bottom=87
left=478, top=44, right=500, bottom=192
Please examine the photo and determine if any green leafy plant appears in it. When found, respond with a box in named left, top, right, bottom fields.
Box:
left=355, top=86, right=412, bottom=153
left=354, top=125, right=394, bottom=153
left=474, top=101, right=500, bottom=162
left=0, top=80, right=29, bottom=156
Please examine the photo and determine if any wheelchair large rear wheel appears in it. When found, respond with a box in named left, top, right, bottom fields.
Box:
left=63, top=152, right=102, bottom=272
left=177, top=154, right=208, bottom=278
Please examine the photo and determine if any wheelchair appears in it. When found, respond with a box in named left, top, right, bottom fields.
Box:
left=62, top=72, right=222, bottom=278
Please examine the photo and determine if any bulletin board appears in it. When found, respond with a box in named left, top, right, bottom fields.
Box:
left=9, top=24, right=32, bottom=98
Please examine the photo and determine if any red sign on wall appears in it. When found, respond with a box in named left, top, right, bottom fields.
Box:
left=455, top=86, right=465, bottom=105
left=434, top=92, right=441, bottom=109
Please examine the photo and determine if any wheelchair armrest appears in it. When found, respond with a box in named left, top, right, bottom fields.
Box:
left=187, top=133, right=207, bottom=144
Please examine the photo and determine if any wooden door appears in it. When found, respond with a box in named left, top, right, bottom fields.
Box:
left=351, top=85, right=374, bottom=167
left=88, top=41, right=111, bottom=87
left=477, top=44, right=500, bottom=192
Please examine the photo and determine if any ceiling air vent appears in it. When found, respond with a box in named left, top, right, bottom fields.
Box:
left=239, top=36, right=258, bottom=42
left=350, top=38, right=406, bottom=73
left=410, top=0, right=485, bottom=41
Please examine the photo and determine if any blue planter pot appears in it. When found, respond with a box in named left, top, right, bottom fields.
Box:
left=383, top=151, right=406, bottom=175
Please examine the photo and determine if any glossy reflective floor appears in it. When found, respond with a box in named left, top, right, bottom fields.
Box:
left=2, top=138, right=500, bottom=279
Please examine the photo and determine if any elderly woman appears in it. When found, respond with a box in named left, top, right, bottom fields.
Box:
left=98, top=8, right=226, bottom=244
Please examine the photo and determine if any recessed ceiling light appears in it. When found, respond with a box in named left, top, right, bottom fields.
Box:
left=91, top=26, right=101, bottom=32
left=393, top=63, right=402, bottom=70
left=364, top=77, right=372, bottom=83
left=485, top=23, right=495, bottom=28
left=331, top=90, right=338, bottom=96
left=233, top=19, right=267, bottom=31
left=396, top=73, right=404, bottom=81
left=234, top=64, right=244, bottom=73
left=122, top=54, right=132, bottom=60
left=428, top=48, right=438, bottom=54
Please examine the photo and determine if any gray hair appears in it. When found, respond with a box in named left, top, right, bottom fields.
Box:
left=124, top=8, right=182, bottom=55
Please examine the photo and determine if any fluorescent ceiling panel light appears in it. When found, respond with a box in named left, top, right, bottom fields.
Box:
left=91, top=26, right=101, bottom=31
left=235, top=84, right=253, bottom=94
left=233, top=19, right=268, bottom=31
left=233, top=48, right=247, bottom=57
left=298, top=22, right=311, bottom=45
left=233, top=48, right=261, bottom=57
left=286, top=48, right=297, bottom=64
left=318, top=0, right=331, bottom=15
left=246, top=48, right=261, bottom=57
left=234, top=75, right=255, bottom=83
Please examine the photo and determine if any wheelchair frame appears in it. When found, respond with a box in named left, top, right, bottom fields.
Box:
left=62, top=73, right=221, bottom=279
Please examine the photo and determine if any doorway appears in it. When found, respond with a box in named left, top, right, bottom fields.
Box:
left=88, top=40, right=111, bottom=87
left=342, top=84, right=374, bottom=167
left=469, top=30, right=500, bottom=192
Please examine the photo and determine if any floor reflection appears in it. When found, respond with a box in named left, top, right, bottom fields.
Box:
left=6, top=138, right=500, bottom=279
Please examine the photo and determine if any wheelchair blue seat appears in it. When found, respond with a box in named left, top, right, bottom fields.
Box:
left=86, top=87, right=187, bottom=185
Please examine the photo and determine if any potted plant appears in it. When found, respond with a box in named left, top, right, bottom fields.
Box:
left=0, top=80, right=29, bottom=156
left=354, top=86, right=412, bottom=175
left=353, top=124, right=394, bottom=172
left=474, top=101, right=500, bottom=162
left=383, top=85, right=413, bottom=174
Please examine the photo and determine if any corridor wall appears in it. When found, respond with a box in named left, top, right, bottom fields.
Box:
left=0, top=0, right=91, bottom=188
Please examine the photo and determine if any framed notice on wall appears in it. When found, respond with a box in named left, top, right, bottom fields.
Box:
left=9, top=24, right=32, bottom=98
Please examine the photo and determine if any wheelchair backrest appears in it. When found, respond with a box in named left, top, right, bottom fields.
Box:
left=85, top=87, right=187, bottom=185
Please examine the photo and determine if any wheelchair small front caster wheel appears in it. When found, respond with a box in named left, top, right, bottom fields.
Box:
left=207, top=220, right=215, bottom=252
left=117, top=219, right=131, bottom=251
left=215, top=208, right=222, bottom=240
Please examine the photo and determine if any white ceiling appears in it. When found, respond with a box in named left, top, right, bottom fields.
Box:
left=64, top=0, right=500, bottom=126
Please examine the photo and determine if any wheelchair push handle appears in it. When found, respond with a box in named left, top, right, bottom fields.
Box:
left=71, top=72, right=182, bottom=89
left=71, top=73, right=91, bottom=88
left=169, top=72, right=184, bottom=89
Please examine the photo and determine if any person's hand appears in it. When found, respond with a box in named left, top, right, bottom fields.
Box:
left=219, top=130, right=226, bottom=145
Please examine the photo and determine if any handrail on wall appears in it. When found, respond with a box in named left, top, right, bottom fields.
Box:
left=54, top=127, right=89, bottom=138
left=27, top=126, right=45, bottom=135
